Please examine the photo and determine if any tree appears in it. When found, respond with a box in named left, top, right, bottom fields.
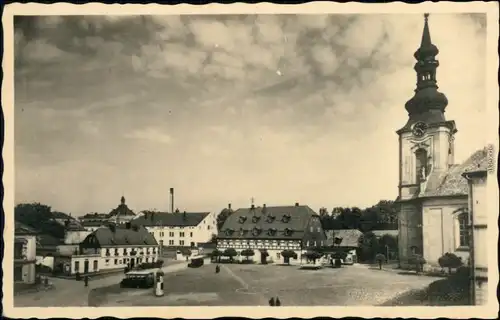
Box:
left=15, top=203, right=66, bottom=239
left=408, top=254, right=426, bottom=274
left=216, top=206, right=234, bottom=231
left=210, top=249, right=222, bottom=263
left=375, top=253, right=386, bottom=270
left=303, top=251, right=322, bottom=263
left=281, top=250, right=298, bottom=264
left=358, top=231, right=380, bottom=262
left=223, top=248, right=238, bottom=263
left=438, top=253, right=463, bottom=274
left=240, top=249, right=255, bottom=263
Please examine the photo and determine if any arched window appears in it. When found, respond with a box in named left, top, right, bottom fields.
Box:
left=458, top=213, right=469, bottom=247
left=415, top=148, right=428, bottom=183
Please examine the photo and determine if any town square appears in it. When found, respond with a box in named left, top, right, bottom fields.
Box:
left=6, top=3, right=496, bottom=315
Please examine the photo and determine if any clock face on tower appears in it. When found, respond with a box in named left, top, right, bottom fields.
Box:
left=412, top=121, right=427, bottom=137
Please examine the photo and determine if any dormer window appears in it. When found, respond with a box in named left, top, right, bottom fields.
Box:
left=281, top=214, right=291, bottom=223
left=252, top=216, right=261, bottom=223
left=284, top=228, right=293, bottom=236
left=252, top=227, right=262, bottom=236
left=239, top=228, right=248, bottom=236
left=268, top=228, right=277, bottom=236
left=225, top=229, right=235, bottom=236
left=266, top=215, right=275, bottom=223
left=239, top=216, right=247, bottom=224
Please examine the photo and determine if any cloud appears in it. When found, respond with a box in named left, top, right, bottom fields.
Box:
left=125, top=127, right=173, bottom=145
left=13, top=13, right=489, bottom=215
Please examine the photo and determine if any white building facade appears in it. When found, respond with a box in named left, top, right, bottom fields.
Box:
left=463, top=167, right=489, bottom=305
left=14, top=222, right=38, bottom=284
left=133, top=211, right=217, bottom=248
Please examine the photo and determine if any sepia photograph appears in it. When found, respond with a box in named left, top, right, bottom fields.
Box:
left=2, top=2, right=498, bottom=319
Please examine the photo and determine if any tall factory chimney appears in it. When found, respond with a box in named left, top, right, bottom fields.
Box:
left=170, top=188, right=174, bottom=213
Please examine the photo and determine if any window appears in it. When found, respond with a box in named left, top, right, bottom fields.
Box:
left=105, top=248, right=110, bottom=256
left=114, top=248, right=119, bottom=256
left=180, top=240, right=185, bottom=246
left=458, top=213, right=469, bottom=247
left=415, top=148, right=428, bottom=183
left=14, top=266, right=23, bottom=281
left=169, top=232, right=174, bottom=237
left=93, top=260, right=98, bottom=270
left=169, top=240, right=174, bottom=245
left=114, top=259, right=118, bottom=265
left=180, top=232, right=185, bottom=237
left=207, top=225, right=211, bottom=230
left=276, top=252, right=281, bottom=259
left=190, top=232, right=193, bottom=237
left=105, top=259, right=110, bottom=266
left=160, top=232, right=164, bottom=237
left=75, top=261, right=80, bottom=272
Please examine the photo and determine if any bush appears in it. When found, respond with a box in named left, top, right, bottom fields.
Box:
left=281, top=250, right=298, bottom=264
left=408, top=254, right=426, bottom=273
left=438, top=253, right=463, bottom=274
left=223, top=248, right=238, bottom=262
left=240, top=249, right=255, bottom=261
left=303, top=251, right=322, bottom=262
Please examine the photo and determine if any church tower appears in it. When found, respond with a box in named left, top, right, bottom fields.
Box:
left=397, top=13, right=457, bottom=200
left=396, top=14, right=457, bottom=263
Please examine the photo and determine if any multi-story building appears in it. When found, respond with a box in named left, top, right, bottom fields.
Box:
left=463, top=161, right=489, bottom=305
left=53, top=223, right=158, bottom=276
left=132, top=210, right=217, bottom=248
left=217, top=203, right=327, bottom=264
left=14, top=222, right=38, bottom=284
left=395, top=14, right=488, bottom=270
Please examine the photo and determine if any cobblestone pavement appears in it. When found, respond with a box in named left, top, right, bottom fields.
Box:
left=94, top=262, right=441, bottom=306
left=13, top=259, right=189, bottom=307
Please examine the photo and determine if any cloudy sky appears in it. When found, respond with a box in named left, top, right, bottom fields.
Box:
left=14, top=13, right=487, bottom=216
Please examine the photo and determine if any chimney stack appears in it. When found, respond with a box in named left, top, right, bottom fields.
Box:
left=295, top=202, right=299, bottom=207
left=170, top=188, right=174, bottom=213
left=228, top=203, right=232, bottom=210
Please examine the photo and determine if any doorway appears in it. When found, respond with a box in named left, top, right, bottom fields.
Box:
left=130, top=258, right=135, bottom=269
left=84, top=260, right=89, bottom=274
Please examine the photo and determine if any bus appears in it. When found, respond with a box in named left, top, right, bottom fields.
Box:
left=188, top=255, right=205, bottom=268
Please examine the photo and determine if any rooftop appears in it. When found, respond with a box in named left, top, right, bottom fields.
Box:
left=325, top=229, right=363, bottom=248
left=218, top=204, right=318, bottom=240
left=422, top=147, right=489, bottom=198
left=81, top=224, right=158, bottom=247
left=132, top=211, right=210, bottom=227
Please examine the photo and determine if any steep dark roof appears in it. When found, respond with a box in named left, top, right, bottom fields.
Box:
left=37, top=233, right=64, bottom=247
left=325, top=229, right=363, bottom=248
left=81, top=225, right=157, bottom=247
left=132, top=212, right=210, bottom=227
left=218, top=205, right=318, bottom=240
left=108, top=204, right=136, bottom=218
left=80, top=213, right=109, bottom=220
left=15, top=221, right=38, bottom=235
left=422, top=147, right=488, bottom=197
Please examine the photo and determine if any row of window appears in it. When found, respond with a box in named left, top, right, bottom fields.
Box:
left=104, top=247, right=157, bottom=256
left=155, top=231, right=194, bottom=238
left=74, top=257, right=157, bottom=272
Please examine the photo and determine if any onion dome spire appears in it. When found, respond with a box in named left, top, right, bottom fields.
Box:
left=404, top=13, right=448, bottom=124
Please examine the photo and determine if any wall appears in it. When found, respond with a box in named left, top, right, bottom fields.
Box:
left=36, top=256, right=55, bottom=269
left=398, top=202, right=422, bottom=265
left=147, top=213, right=217, bottom=247
left=303, top=216, right=327, bottom=247
left=64, top=230, right=91, bottom=245
left=217, top=239, right=303, bottom=264
left=422, top=197, right=469, bottom=267
left=98, top=245, right=160, bottom=271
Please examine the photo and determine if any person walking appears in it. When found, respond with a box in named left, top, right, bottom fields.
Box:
left=84, top=275, right=89, bottom=287
left=215, top=265, right=220, bottom=274
left=268, top=297, right=275, bottom=306
left=275, top=297, right=281, bottom=306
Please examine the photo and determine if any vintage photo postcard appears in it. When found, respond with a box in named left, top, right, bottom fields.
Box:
left=2, top=2, right=499, bottom=319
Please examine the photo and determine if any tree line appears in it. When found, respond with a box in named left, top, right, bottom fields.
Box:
left=15, top=203, right=67, bottom=239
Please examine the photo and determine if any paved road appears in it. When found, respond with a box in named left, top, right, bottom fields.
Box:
left=14, top=259, right=193, bottom=307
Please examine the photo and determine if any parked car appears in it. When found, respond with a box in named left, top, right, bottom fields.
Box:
left=120, top=270, right=155, bottom=289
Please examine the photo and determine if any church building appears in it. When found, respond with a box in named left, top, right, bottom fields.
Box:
left=396, top=14, right=487, bottom=270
